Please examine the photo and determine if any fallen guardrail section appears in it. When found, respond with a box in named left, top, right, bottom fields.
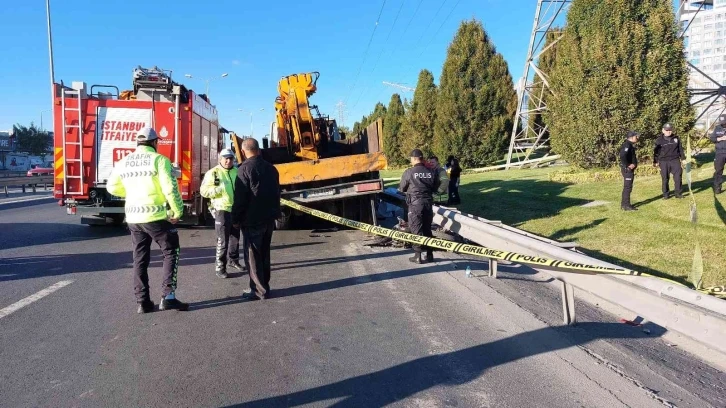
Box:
left=287, top=192, right=726, bottom=360
left=0, top=176, right=55, bottom=197
left=377, top=191, right=726, bottom=359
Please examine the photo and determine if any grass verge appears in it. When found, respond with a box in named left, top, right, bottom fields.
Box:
left=381, top=159, right=726, bottom=288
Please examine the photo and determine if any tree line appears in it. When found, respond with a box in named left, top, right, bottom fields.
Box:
left=354, top=0, right=691, bottom=169
left=10, top=123, right=53, bottom=156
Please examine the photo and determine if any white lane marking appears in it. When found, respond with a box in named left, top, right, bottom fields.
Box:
left=0, top=195, right=54, bottom=205
left=0, top=280, right=73, bottom=319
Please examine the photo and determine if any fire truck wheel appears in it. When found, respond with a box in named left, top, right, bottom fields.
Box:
left=109, top=214, right=125, bottom=226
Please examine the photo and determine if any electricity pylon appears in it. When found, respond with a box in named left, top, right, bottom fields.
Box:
left=506, top=0, right=571, bottom=169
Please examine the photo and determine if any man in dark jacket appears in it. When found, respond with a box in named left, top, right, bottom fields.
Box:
left=619, top=131, right=639, bottom=211
left=710, top=115, right=726, bottom=194
left=653, top=123, right=686, bottom=199
left=445, top=155, right=462, bottom=205
left=232, top=138, right=281, bottom=300
left=399, top=149, right=440, bottom=264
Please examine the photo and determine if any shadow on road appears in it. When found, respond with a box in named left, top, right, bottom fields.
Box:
left=271, top=249, right=408, bottom=272
left=188, top=260, right=449, bottom=311
left=0, top=247, right=215, bottom=282
left=0, top=197, right=56, bottom=211
left=223, top=322, right=665, bottom=408
left=271, top=242, right=325, bottom=251
left=0, top=222, right=128, bottom=251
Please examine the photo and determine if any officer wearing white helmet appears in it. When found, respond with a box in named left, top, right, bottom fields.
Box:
left=107, top=126, right=188, bottom=314
left=201, top=148, right=245, bottom=278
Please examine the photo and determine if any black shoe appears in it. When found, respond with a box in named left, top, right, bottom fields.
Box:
left=137, top=300, right=154, bottom=314
left=228, top=260, right=245, bottom=271
left=675, top=194, right=684, bottom=199
left=241, top=289, right=260, bottom=301
left=716, top=189, right=723, bottom=195
left=159, top=297, right=189, bottom=311
left=663, top=195, right=670, bottom=200
left=425, top=251, right=435, bottom=262
left=621, top=206, right=637, bottom=211
left=216, top=270, right=229, bottom=279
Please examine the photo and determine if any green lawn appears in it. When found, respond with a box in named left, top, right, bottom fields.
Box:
left=381, top=159, right=726, bottom=288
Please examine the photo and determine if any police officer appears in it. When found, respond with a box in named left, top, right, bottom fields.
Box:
left=653, top=123, right=686, bottom=199
left=399, top=149, right=440, bottom=264
left=709, top=115, right=726, bottom=194
left=445, top=155, right=462, bottom=205
left=619, top=131, right=639, bottom=211
left=107, top=127, right=188, bottom=313
left=201, top=148, right=244, bottom=279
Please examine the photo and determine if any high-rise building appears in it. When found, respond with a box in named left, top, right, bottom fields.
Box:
left=678, top=0, right=725, bottom=129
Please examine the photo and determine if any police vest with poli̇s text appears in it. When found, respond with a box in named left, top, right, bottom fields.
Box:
left=106, top=145, right=184, bottom=224
left=399, top=163, right=440, bottom=205
left=200, top=165, right=238, bottom=212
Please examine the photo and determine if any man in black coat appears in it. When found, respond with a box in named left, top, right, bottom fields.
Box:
left=619, top=131, right=639, bottom=211
left=399, top=149, right=440, bottom=264
left=710, top=115, right=726, bottom=194
left=232, top=138, right=281, bottom=300
left=653, top=123, right=686, bottom=199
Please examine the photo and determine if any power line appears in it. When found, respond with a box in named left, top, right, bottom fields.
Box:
left=392, top=0, right=451, bottom=95
left=418, top=0, right=462, bottom=57
left=344, top=0, right=389, bottom=106
left=348, top=0, right=425, bottom=117
left=349, top=0, right=407, bottom=112
left=399, top=0, right=425, bottom=40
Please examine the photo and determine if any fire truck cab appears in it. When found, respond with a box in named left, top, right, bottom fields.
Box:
left=52, top=66, right=223, bottom=226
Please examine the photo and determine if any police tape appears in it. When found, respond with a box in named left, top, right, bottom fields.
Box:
left=281, top=198, right=725, bottom=299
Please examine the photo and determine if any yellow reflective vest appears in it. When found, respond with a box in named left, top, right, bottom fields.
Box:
left=200, top=165, right=237, bottom=212
left=106, top=145, right=184, bottom=224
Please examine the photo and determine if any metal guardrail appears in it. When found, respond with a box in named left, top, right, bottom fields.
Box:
left=380, top=191, right=726, bottom=358
left=0, top=176, right=55, bottom=197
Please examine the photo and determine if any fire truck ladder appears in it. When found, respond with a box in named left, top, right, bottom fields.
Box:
left=61, top=88, right=84, bottom=195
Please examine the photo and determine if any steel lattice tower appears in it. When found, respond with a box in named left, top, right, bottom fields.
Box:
left=677, top=0, right=726, bottom=151
left=506, top=0, right=571, bottom=169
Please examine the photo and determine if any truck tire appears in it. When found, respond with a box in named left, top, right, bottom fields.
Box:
left=109, top=214, right=125, bottom=226
left=196, top=198, right=208, bottom=227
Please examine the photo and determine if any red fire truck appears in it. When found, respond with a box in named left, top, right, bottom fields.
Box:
left=52, top=66, right=223, bottom=225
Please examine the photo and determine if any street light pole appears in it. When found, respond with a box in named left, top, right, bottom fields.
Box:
left=238, top=108, right=265, bottom=137
left=185, top=73, right=228, bottom=97
left=45, top=0, right=55, bottom=133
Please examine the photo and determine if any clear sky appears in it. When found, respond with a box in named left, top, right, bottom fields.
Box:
left=1, top=0, right=546, bottom=140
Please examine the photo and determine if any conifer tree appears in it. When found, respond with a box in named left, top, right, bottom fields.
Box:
left=383, top=94, right=406, bottom=165
left=434, top=19, right=518, bottom=168
left=400, top=69, right=438, bottom=158
left=547, top=0, right=693, bottom=168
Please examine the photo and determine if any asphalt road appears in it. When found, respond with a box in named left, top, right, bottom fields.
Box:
left=1, top=199, right=724, bottom=408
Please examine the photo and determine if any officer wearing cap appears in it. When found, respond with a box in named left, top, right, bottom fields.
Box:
left=619, top=131, right=640, bottom=211
left=709, top=115, right=726, bottom=194
left=201, top=148, right=244, bottom=278
left=107, top=127, right=188, bottom=313
left=399, top=148, right=440, bottom=263
left=653, top=123, right=686, bottom=199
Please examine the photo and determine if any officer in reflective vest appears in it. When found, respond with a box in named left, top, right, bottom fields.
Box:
left=107, top=127, right=188, bottom=314
left=201, top=148, right=245, bottom=279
